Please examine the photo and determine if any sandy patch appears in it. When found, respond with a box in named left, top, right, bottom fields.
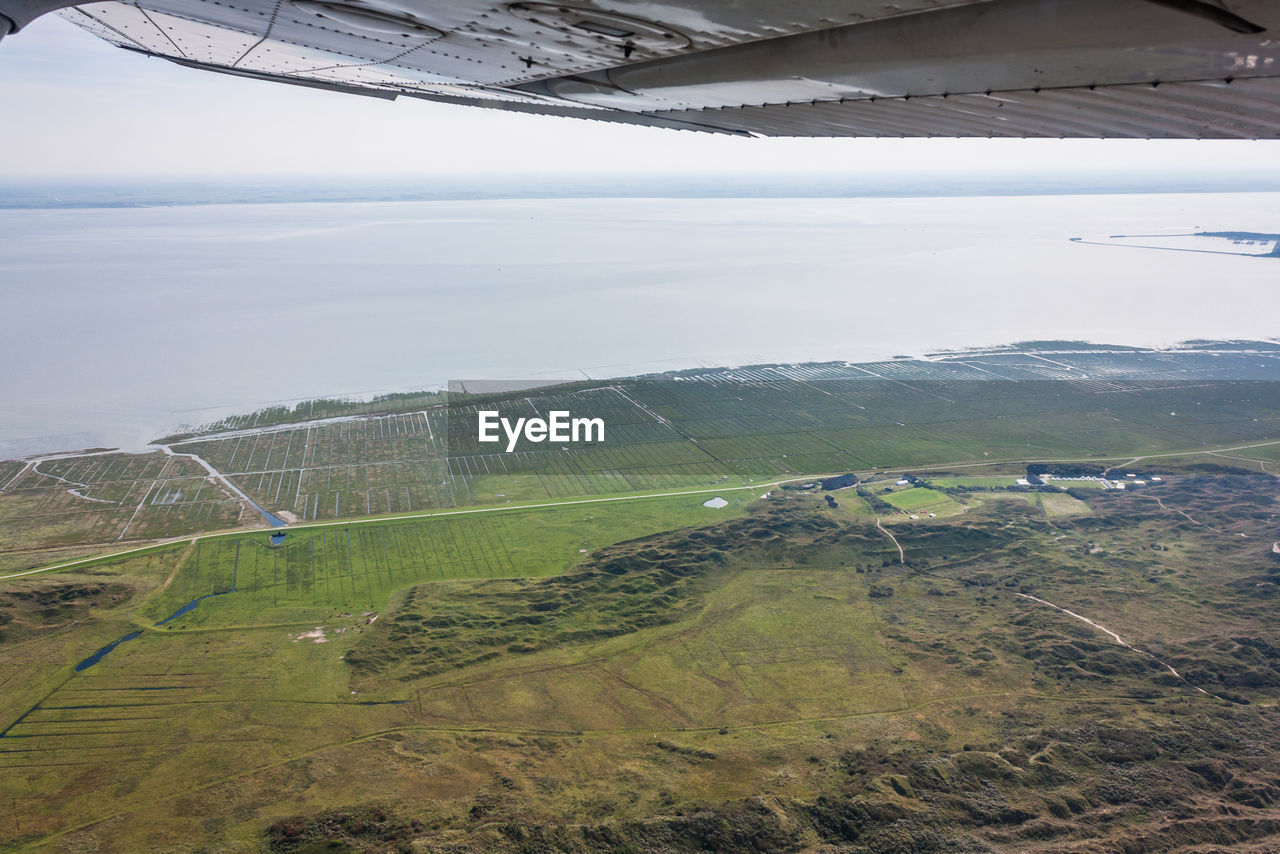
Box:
left=291, top=627, right=327, bottom=643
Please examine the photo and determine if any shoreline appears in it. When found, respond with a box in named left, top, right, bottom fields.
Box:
left=5, top=339, right=1280, bottom=463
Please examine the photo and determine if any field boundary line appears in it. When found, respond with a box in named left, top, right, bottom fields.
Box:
left=0, top=479, right=790, bottom=581
left=9, top=435, right=1280, bottom=583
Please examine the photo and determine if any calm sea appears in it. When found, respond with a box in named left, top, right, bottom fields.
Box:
left=3, top=191, right=1278, bottom=456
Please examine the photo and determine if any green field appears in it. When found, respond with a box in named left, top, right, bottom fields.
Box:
left=1036, top=491, right=1093, bottom=516
left=927, top=476, right=1022, bottom=487
left=142, top=491, right=756, bottom=629
left=8, top=349, right=1280, bottom=561
left=6, top=348, right=1280, bottom=852
left=5, top=465, right=1280, bottom=851
left=880, top=486, right=960, bottom=514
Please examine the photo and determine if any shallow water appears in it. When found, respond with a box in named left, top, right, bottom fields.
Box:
left=74, top=631, right=142, bottom=672
left=3, top=192, right=1278, bottom=455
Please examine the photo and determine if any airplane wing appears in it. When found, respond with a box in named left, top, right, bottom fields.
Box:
left=5, top=0, right=1280, bottom=137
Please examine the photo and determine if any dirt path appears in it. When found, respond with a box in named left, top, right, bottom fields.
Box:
left=1016, top=593, right=1217, bottom=697
left=1104, top=438, right=1280, bottom=476
left=1139, top=494, right=1245, bottom=538
left=876, top=517, right=905, bottom=564
left=10, top=430, right=1280, bottom=584
left=1208, top=450, right=1273, bottom=473
left=0, top=476, right=805, bottom=581
left=161, top=539, right=199, bottom=591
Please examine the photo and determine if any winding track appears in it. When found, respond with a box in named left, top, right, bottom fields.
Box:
left=1016, top=593, right=1216, bottom=697
left=876, top=517, right=905, bottom=564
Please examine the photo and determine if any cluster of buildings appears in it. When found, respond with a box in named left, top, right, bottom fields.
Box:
left=1030, top=473, right=1163, bottom=491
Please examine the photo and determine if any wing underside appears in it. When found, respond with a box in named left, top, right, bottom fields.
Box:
left=43, top=0, right=1280, bottom=136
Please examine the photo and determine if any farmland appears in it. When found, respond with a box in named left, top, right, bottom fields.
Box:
left=4, top=343, right=1280, bottom=852
left=926, top=476, right=1022, bottom=488
left=0, top=451, right=246, bottom=551
left=3, top=458, right=1280, bottom=851
left=5, top=347, right=1280, bottom=564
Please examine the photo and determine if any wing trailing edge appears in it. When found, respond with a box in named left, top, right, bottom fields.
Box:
left=3, top=0, right=1278, bottom=137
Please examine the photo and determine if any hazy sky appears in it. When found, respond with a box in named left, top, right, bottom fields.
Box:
left=4, top=14, right=1280, bottom=179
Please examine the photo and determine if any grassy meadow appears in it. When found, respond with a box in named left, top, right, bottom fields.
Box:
left=5, top=467, right=1280, bottom=851
left=5, top=349, right=1280, bottom=851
